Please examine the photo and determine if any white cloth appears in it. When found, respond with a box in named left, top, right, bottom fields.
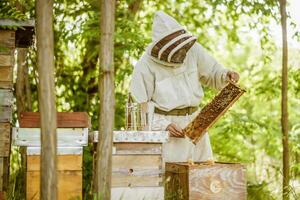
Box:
left=130, top=11, right=229, bottom=162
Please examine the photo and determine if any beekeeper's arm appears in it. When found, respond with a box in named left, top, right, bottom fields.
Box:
left=195, top=43, right=229, bottom=90
left=130, top=61, right=173, bottom=131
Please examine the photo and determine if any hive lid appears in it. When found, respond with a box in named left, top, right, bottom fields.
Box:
left=12, top=128, right=89, bottom=147
left=92, top=130, right=169, bottom=143
left=20, top=112, right=91, bottom=128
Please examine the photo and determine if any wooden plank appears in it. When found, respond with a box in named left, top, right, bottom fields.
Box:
left=0, top=89, right=13, bottom=106
left=0, top=30, right=15, bottom=49
left=0, top=157, right=9, bottom=192
left=184, top=82, right=245, bottom=144
left=27, top=155, right=82, bottom=171
left=113, top=143, right=162, bottom=155
left=0, top=158, right=3, bottom=191
left=165, top=162, right=247, bottom=200
left=93, top=130, right=169, bottom=143
left=0, top=143, right=10, bottom=157
left=27, top=147, right=83, bottom=156
left=26, top=170, right=82, bottom=200
left=0, top=66, right=13, bottom=89
left=112, top=155, right=162, bottom=187
left=189, top=163, right=246, bottom=200
left=112, top=155, right=161, bottom=170
left=0, top=55, right=13, bottom=67
left=19, top=112, right=91, bottom=128
left=0, top=123, right=10, bottom=139
left=112, top=170, right=162, bottom=187
left=0, top=107, right=12, bottom=123
left=111, top=187, right=164, bottom=200
left=12, top=128, right=88, bottom=147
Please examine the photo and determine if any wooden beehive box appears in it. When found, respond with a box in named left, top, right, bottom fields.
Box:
left=184, top=82, right=245, bottom=144
left=92, top=131, right=169, bottom=200
left=26, top=148, right=83, bottom=200
left=12, top=127, right=88, bottom=200
left=0, top=30, right=14, bottom=89
left=165, top=162, right=246, bottom=200
left=0, top=28, right=15, bottom=196
left=0, top=89, right=13, bottom=123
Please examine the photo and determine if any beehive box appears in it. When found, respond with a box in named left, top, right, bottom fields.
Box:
left=0, top=89, right=13, bottom=123
left=13, top=127, right=89, bottom=200
left=0, top=30, right=14, bottom=89
left=26, top=148, right=82, bottom=200
left=165, top=162, right=246, bottom=200
left=92, top=131, right=169, bottom=200
left=184, top=82, right=245, bottom=144
left=0, top=29, right=15, bottom=195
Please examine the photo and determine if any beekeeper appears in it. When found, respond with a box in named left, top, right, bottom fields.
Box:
left=130, top=11, right=239, bottom=162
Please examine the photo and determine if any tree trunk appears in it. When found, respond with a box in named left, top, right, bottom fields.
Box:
left=15, top=1, right=32, bottom=197
left=279, top=0, right=289, bottom=199
left=16, top=48, right=27, bottom=118
left=36, top=0, right=57, bottom=199
left=16, top=48, right=29, bottom=198
left=93, top=0, right=116, bottom=199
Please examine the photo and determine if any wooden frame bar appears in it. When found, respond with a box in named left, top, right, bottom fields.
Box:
left=92, top=131, right=169, bottom=143
left=12, top=128, right=88, bottom=147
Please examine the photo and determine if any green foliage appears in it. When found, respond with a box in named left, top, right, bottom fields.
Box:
left=0, top=1, right=28, bottom=30
left=7, top=0, right=300, bottom=199
left=247, top=181, right=276, bottom=200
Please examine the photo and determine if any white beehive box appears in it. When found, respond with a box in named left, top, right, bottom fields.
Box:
left=92, top=130, right=169, bottom=200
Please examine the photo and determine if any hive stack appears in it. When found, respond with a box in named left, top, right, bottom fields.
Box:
left=13, top=112, right=90, bottom=200
left=92, top=130, right=169, bottom=200
left=0, top=29, right=15, bottom=196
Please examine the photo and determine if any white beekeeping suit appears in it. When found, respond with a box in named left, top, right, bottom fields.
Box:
left=130, top=11, right=229, bottom=162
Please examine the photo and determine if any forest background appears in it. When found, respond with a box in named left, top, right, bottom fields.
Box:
left=1, top=0, right=300, bottom=199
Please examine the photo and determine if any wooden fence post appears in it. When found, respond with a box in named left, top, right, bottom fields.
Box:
left=36, top=0, right=57, bottom=199
left=94, top=0, right=116, bottom=199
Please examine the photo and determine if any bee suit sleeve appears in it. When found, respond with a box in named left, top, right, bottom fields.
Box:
left=195, top=43, right=229, bottom=90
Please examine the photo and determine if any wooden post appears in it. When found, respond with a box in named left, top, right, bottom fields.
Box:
left=279, top=0, right=289, bottom=199
left=94, top=0, right=116, bottom=199
left=16, top=48, right=28, bottom=198
left=16, top=48, right=28, bottom=118
left=36, top=0, right=57, bottom=199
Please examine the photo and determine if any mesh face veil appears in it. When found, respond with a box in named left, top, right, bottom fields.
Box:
left=151, top=29, right=197, bottom=64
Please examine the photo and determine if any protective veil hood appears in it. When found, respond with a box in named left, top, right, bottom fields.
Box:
left=147, top=11, right=197, bottom=67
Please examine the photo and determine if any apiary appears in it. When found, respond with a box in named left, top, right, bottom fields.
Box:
left=92, top=130, right=169, bottom=200
left=184, top=82, right=245, bottom=144
left=165, top=162, right=247, bottom=200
